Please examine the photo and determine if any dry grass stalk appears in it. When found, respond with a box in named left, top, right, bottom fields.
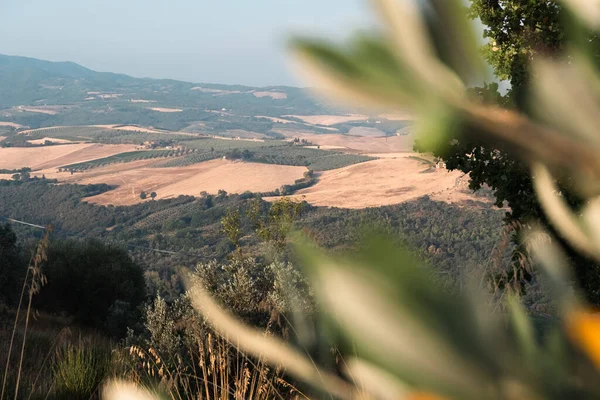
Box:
left=1, top=227, right=51, bottom=400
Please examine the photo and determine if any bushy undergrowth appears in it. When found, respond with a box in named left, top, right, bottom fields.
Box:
left=120, top=256, right=312, bottom=399
left=0, top=312, right=116, bottom=400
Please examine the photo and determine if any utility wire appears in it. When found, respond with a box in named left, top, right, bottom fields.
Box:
left=0, top=217, right=46, bottom=230
left=0, top=215, right=206, bottom=260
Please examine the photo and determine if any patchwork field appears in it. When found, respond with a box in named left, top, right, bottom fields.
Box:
left=347, top=127, right=386, bottom=137
left=47, top=159, right=307, bottom=206
left=0, top=120, right=485, bottom=209
left=212, top=129, right=270, bottom=140
left=14, top=125, right=198, bottom=144
left=93, top=124, right=165, bottom=133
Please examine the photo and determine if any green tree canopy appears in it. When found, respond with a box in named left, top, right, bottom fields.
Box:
left=415, top=0, right=600, bottom=303
left=0, top=223, right=25, bottom=305
left=35, top=239, right=146, bottom=336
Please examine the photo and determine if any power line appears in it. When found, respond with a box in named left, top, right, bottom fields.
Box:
left=0, top=216, right=46, bottom=230
left=0, top=215, right=206, bottom=260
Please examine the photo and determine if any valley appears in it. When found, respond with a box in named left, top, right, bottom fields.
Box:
left=0, top=0, right=581, bottom=395
left=0, top=53, right=503, bottom=309
left=0, top=123, right=485, bottom=208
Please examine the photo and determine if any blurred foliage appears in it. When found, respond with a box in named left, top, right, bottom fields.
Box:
left=155, top=0, right=600, bottom=399
left=287, top=0, right=600, bottom=305
left=420, top=0, right=600, bottom=304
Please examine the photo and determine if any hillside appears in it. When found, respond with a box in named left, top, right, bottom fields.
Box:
left=0, top=55, right=492, bottom=211
left=0, top=55, right=414, bottom=136
left=0, top=54, right=332, bottom=130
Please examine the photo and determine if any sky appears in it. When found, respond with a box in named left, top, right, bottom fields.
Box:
left=0, top=0, right=374, bottom=87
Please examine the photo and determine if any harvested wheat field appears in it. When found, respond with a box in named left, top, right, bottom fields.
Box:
left=253, top=91, right=287, bottom=99
left=147, top=107, right=183, bottom=113
left=47, top=159, right=307, bottom=206
left=0, top=122, right=24, bottom=128
left=275, top=155, right=481, bottom=208
left=347, top=127, right=386, bottom=137
left=276, top=130, right=414, bottom=153
left=0, top=143, right=137, bottom=170
left=94, top=124, right=163, bottom=133
left=215, top=130, right=270, bottom=140
left=284, top=114, right=368, bottom=125
left=27, top=137, right=76, bottom=145
left=15, top=106, right=60, bottom=115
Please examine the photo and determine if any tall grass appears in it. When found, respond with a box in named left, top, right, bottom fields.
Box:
left=125, top=334, right=303, bottom=400
left=52, top=343, right=112, bottom=400
left=1, top=229, right=50, bottom=400
left=123, top=293, right=306, bottom=400
left=0, top=228, right=116, bottom=400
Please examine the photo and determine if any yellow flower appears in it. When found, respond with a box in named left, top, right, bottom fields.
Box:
left=567, top=310, right=600, bottom=369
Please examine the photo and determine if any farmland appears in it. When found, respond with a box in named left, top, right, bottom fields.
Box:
left=0, top=143, right=137, bottom=170
left=247, top=146, right=374, bottom=171
left=57, top=159, right=308, bottom=206
left=274, top=129, right=415, bottom=153
left=181, top=138, right=277, bottom=151
left=10, top=125, right=197, bottom=145
left=0, top=119, right=484, bottom=209
left=0, top=54, right=486, bottom=211
left=61, top=150, right=179, bottom=172
left=151, top=139, right=374, bottom=171
left=273, top=154, right=485, bottom=208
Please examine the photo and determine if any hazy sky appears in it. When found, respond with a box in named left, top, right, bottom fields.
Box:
left=0, top=0, right=373, bottom=87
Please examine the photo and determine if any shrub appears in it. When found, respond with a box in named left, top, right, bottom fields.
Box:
left=53, top=343, right=111, bottom=400
left=129, top=276, right=302, bottom=400
left=35, top=239, right=146, bottom=335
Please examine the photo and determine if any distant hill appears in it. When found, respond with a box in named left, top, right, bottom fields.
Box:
left=0, top=54, right=142, bottom=108
left=0, top=55, right=403, bottom=134
left=0, top=54, right=313, bottom=109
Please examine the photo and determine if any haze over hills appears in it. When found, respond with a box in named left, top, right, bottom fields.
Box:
left=0, top=53, right=490, bottom=210
left=0, top=53, right=329, bottom=125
